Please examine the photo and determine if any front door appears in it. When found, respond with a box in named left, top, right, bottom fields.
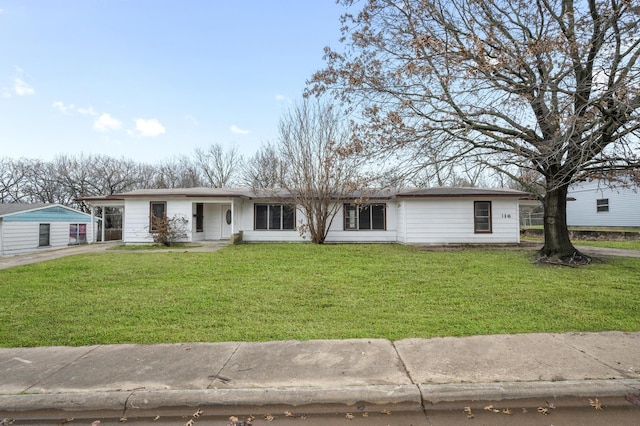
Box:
left=221, top=205, right=232, bottom=239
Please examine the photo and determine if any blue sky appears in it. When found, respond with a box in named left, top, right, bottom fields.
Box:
left=0, top=0, right=346, bottom=163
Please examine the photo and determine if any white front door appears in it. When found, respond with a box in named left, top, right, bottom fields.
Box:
left=221, top=205, right=232, bottom=239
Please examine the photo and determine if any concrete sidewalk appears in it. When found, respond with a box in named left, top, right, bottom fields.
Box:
left=1, top=332, right=639, bottom=419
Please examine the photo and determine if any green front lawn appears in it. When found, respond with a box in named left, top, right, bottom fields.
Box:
left=1, top=244, right=639, bottom=347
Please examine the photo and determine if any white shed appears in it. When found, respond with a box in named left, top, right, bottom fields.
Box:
left=0, top=204, right=95, bottom=257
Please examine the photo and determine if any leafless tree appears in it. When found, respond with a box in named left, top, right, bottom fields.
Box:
left=0, top=157, right=29, bottom=203
left=150, top=155, right=203, bottom=189
left=240, top=142, right=282, bottom=189
left=277, top=99, right=365, bottom=244
left=308, top=0, right=640, bottom=262
left=194, top=143, right=242, bottom=188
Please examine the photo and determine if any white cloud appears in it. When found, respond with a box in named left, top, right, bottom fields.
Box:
left=52, top=101, right=99, bottom=116
left=14, top=77, right=34, bottom=96
left=134, top=118, right=166, bottom=137
left=76, top=106, right=98, bottom=116
left=93, top=113, right=122, bottom=132
left=52, top=101, right=75, bottom=114
left=230, top=124, right=250, bottom=135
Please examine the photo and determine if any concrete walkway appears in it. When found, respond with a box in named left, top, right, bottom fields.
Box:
left=0, top=241, right=229, bottom=270
left=1, top=332, right=639, bottom=418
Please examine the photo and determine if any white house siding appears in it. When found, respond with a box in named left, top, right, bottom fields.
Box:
left=398, top=197, right=520, bottom=244
left=122, top=198, right=193, bottom=243
left=1, top=221, right=78, bottom=256
left=567, top=181, right=640, bottom=227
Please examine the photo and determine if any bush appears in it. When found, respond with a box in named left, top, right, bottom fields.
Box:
left=150, top=214, right=189, bottom=246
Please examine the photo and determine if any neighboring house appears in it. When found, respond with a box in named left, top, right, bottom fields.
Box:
left=0, top=203, right=95, bottom=257
left=567, top=179, right=640, bottom=227
left=79, top=187, right=528, bottom=245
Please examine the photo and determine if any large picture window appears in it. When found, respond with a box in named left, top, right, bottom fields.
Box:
left=39, top=223, right=50, bottom=247
left=474, top=201, right=492, bottom=233
left=254, top=204, right=295, bottom=230
left=344, top=204, right=386, bottom=230
left=149, top=201, right=167, bottom=232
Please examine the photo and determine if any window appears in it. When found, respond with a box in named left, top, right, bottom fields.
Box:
left=254, top=204, right=295, bottom=230
left=39, top=224, right=50, bottom=246
left=69, top=224, right=87, bottom=245
left=195, top=203, right=204, bottom=232
left=474, top=201, right=492, bottom=233
left=344, top=204, right=386, bottom=230
left=596, top=198, right=609, bottom=212
left=149, top=201, right=167, bottom=232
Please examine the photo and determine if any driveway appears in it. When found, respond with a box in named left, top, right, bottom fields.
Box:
left=0, top=241, right=229, bottom=270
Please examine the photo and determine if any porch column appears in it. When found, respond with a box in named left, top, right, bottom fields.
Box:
left=90, top=206, right=96, bottom=243
left=101, top=205, right=106, bottom=243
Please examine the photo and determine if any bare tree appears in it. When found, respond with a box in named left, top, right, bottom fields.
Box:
left=309, top=0, right=640, bottom=262
left=277, top=99, right=364, bottom=244
left=240, top=142, right=282, bottom=189
left=0, top=157, right=28, bottom=203
left=150, top=155, right=203, bottom=189
left=194, top=143, right=242, bottom=188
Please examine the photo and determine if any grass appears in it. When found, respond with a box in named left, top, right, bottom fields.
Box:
left=1, top=244, right=639, bottom=347
left=521, top=236, right=640, bottom=251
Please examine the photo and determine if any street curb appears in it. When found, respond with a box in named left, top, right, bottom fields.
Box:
left=421, top=379, right=640, bottom=405
left=3, top=380, right=639, bottom=416
left=0, top=385, right=422, bottom=414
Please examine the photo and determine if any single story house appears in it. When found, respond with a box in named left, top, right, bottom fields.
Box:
left=0, top=203, right=95, bottom=257
left=79, top=187, right=528, bottom=245
left=567, top=179, right=640, bottom=227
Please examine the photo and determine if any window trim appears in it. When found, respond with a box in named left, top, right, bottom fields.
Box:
left=149, top=201, right=167, bottom=232
left=254, top=204, right=295, bottom=230
left=474, top=201, right=492, bottom=234
left=343, top=203, right=387, bottom=231
left=39, top=223, right=50, bottom=247
left=596, top=198, right=609, bottom=213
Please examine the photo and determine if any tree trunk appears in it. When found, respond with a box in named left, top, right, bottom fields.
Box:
left=540, top=184, right=588, bottom=263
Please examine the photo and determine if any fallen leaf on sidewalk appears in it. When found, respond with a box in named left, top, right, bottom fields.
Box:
left=263, top=414, right=275, bottom=421
left=589, top=398, right=603, bottom=410
left=345, top=413, right=355, bottom=420
left=537, top=407, right=549, bottom=415
left=91, top=422, right=100, bottom=426
left=380, top=409, right=392, bottom=415
left=502, top=408, right=512, bottom=415
left=463, top=406, right=474, bottom=419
